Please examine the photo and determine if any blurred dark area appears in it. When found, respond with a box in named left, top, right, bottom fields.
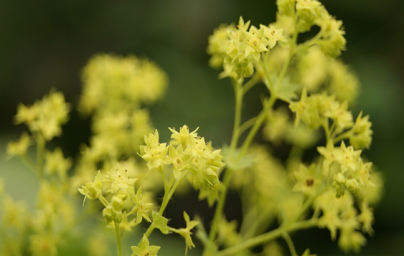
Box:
left=1, top=0, right=404, bottom=255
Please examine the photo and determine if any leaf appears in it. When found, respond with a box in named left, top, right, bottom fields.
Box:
left=221, top=145, right=254, bottom=171
left=271, top=74, right=300, bottom=103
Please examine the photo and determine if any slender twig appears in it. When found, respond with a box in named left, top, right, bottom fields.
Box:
left=114, top=221, right=122, bottom=256
left=36, top=133, right=45, bottom=181
left=283, top=232, right=298, bottom=256
left=208, top=168, right=233, bottom=242
left=229, top=80, right=243, bottom=155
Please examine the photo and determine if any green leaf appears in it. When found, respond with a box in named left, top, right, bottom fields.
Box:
left=271, top=75, right=300, bottom=103
left=221, top=145, right=254, bottom=171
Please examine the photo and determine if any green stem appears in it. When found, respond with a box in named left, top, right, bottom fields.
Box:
left=322, top=118, right=331, bottom=144
left=333, top=130, right=353, bottom=144
left=287, top=144, right=303, bottom=165
left=237, top=94, right=277, bottom=159
left=99, top=195, right=109, bottom=207
left=159, top=166, right=169, bottom=193
left=114, top=221, right=122, bottom=256
left=242, top=73, right=261, bottom=94
left=159, top=174, right=178, bottom=215
left=260, top=60, right=274, bottom=93
left=283, top=232, right=298, bottom=256
left=143, top=171, right=187, bottom=239
left=238, top=117, right=257, bottom=136
left=217, top=219, right=317, bottom=256
left=217, top=186, right=327, bottom=256
left=36, top=133, right=45, bottom=181
left=20, top=154, right=38, bottom=176
left=208, top=167, right=233, bottom=242
left=229, top=80, right=243, bottom=154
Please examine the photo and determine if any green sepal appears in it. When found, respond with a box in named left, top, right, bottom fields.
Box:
left=152, top=211, right=170, bottom=234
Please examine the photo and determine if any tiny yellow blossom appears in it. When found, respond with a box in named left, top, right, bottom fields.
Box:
left=131, top=234, right=160, bottom=256
left=6, top=132, right=31, bottom=158
left=45, top=147, right=72, bottom=180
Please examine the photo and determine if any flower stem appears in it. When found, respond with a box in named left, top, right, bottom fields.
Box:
left=217, top=219, right=318, bottom=256
left=237, top=94, right=277, bottom=159
left=36, top=133, right=45, bottom=181
left=208, top=167, right=233, bottom=242
left=20, top=154, right=38, bottom=177
left=229, top=80, right=243, bottom=155
left=143, top=171, right=186, bottom=239
left=242, top=73, right=261, bottom=94
left=114, top=221, right=122, bottom=256
left=283, top=232, right=298, bottom=256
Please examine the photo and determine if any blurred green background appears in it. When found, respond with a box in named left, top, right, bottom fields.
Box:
left=1, top=0, right=404, bottom=255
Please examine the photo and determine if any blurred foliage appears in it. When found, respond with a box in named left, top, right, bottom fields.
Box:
left=1, top=0, right=404, bottom=255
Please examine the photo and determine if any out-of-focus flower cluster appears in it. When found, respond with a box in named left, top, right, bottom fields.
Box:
left=73, top=54, right=169, bottom=210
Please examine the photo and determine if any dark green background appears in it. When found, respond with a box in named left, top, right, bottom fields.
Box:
left=1, top=0, right=404, bottom=255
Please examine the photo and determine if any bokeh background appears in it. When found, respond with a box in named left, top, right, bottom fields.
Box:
left=1, top=0, right=404, bottom=255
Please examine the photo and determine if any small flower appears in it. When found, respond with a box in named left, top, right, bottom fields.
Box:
left=338, top=228, right=366, bottom=253
left=139, top=130, right=170, bottom=169
left=325, top=100, right=353, bottom=133
left=44, top=147, right=72, bottom=180
left=78, top=171, right=103, bottom=204
left=338, top=141, right=361, bottom=173
left=168, top=144, right=191, bottom=179
left=6, top=132, right=31, bottom=158
left=171, top=212, right=199, bottom=255
left=289, top=87, right=311, bottom=127
left=358, top=202, right=374, bottom=235
left=129, top=187, right=153, bottom=224
left=293, top=163, right=323, bottom=196
left=169, top=125, right=199, bottom=147
left=104, top=165, right=137, bottom=195
left=315, top=12, right=346, bottom=57
left=349, top=112, right=372, bottom=149
left=14, top=103, right=38, bottom=125
left=130, top=234, right=160, bottom=256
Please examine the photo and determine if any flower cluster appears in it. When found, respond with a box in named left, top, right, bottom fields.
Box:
left=276, top=0, right=346, bottom=57
left=73, top=54, right=166, bottom=203
left=289, top=88, right=372, bottom=149
left=78, top=165, right=154, bottom=228
left=10, top=89, right=70, bottom=144
left=139, top=125, right=225, bottom=196
left=78, top=54, right=168, bottom=114
left=207, top=17, right=285, bottom=80
left=295, top=47, right=360, bottom=103
left=3, top=0, right=384, bottom=255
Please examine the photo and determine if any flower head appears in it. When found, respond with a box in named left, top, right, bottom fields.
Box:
left=131, top=234, right=160, bottom=256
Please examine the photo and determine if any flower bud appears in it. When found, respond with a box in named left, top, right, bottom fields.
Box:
left=333, top=173, right=346, bottom=185
left=111, top=194, right=126, bottom=211
left=346, top=178, right=360, bottom=194
left=112, top=209, right=123, bottom=223
left=102, top=206, right=114, bottom=223
left=87, top=183, right=102, bottom=199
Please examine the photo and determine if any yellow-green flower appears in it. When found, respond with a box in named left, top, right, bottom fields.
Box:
left=139, top=130, right=170, bottom=169
left=172, top=211, right=199, bottom=254
left=45, top=147, right=72, bottom=180
left=131, top=234, right=160, bottom=256
left=292, top=163, right=323, bottom=196
left=6, top=132, right=31, bottom=158
left=78, top=171, right=103, bottom=204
